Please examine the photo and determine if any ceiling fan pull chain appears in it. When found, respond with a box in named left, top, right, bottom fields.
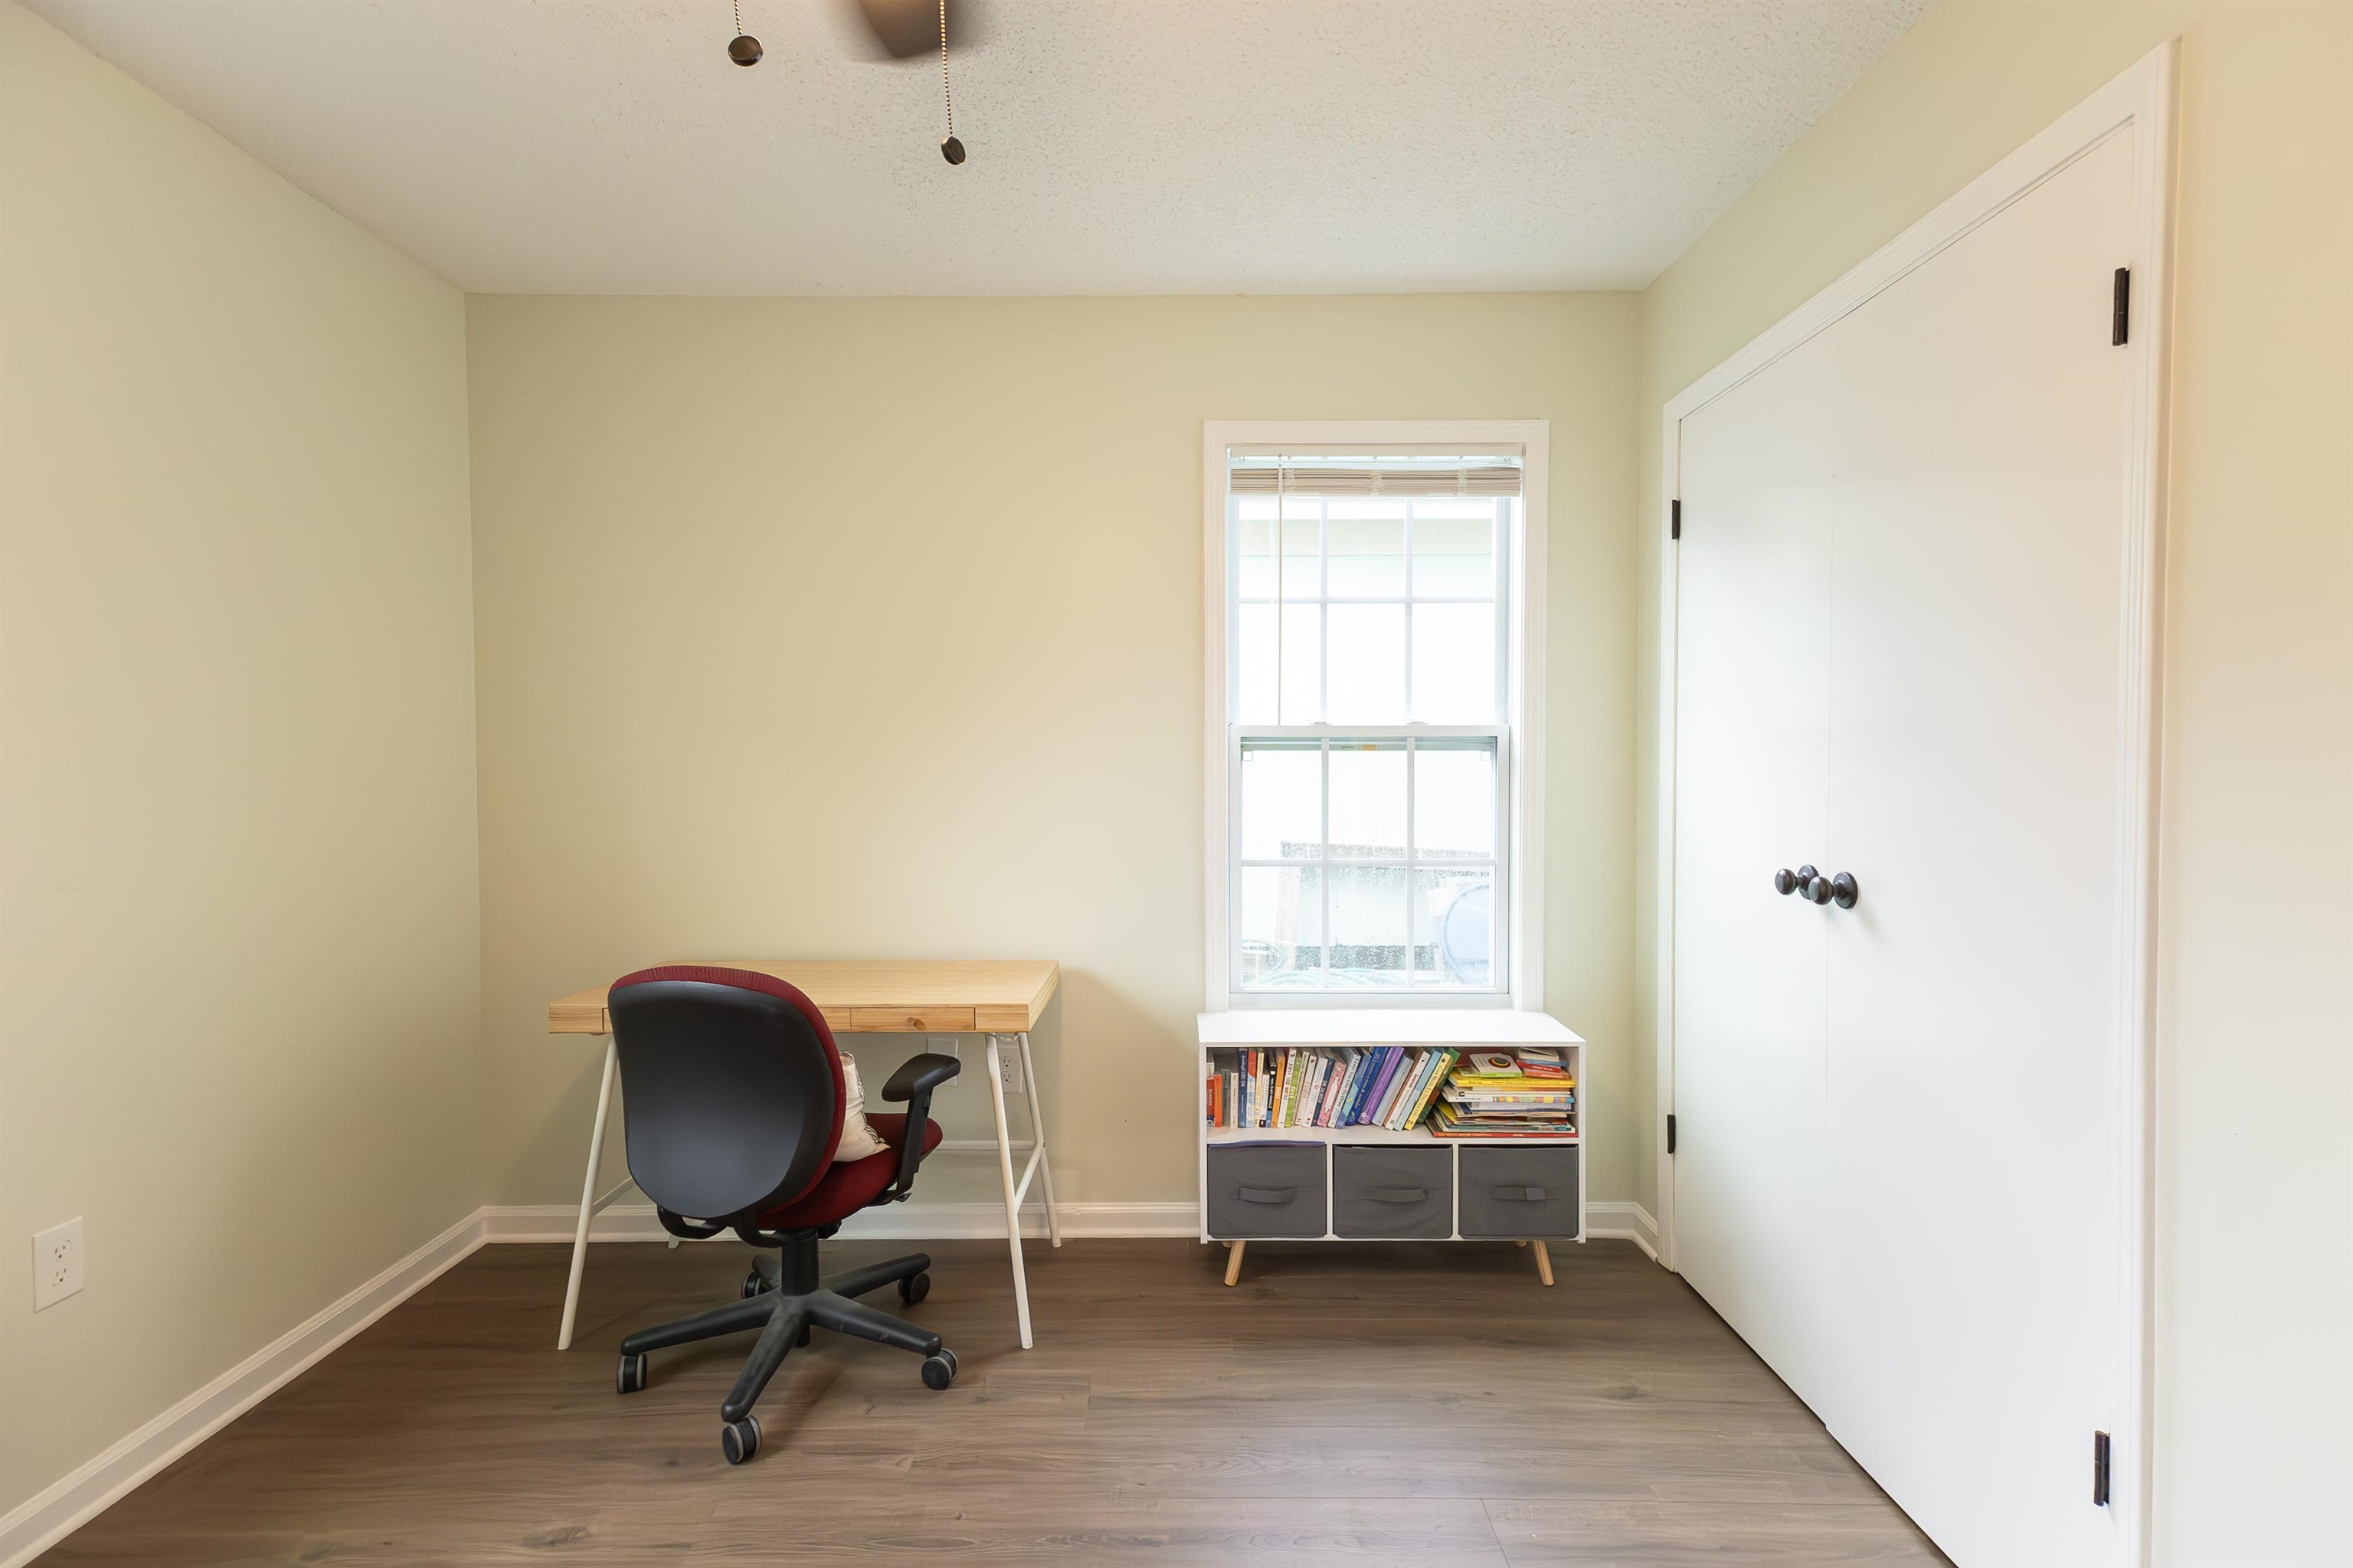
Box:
left=939, top=0, right=966, bottom=164
left=727, top=0, right=761, bottom=66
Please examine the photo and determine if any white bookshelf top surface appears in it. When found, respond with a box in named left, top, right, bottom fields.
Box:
left=1206, top=1124, right=1576, bottom=1147
left=1196, top=1009, right=1581, bottom=1046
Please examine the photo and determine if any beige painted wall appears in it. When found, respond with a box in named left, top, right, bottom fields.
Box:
left=466, top=293, right=1639, bottom=1216
left=0, top=2, right=483, bottom=1516
left=1633, top=2, right=2352, bottom=1561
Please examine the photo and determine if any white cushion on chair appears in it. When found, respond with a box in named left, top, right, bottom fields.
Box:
left=833, top=1052, right=888, bottom=1162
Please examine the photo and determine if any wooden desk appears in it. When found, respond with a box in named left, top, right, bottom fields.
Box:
left=550, top=960, right=1062, bottom=1352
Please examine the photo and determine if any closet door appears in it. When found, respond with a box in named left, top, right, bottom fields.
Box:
left=1818, top=128, right=2139, bottom=1566
left=1668, top=370, right=1832, bottom=1401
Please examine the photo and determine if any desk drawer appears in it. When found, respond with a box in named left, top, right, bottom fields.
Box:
left=1332, top=1145, right=1453, bottom=1239
left=847, top=1007, right=975, bottom=1033
left=1206, top=1143, right=1327, bottom=1239
left=1458, top=1145, right=1580, bottom=1238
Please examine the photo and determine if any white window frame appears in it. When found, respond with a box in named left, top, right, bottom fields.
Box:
left=1203, top=420, right=1548, bottom=1012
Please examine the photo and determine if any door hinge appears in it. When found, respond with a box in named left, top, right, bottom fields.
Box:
left=2092, top=1430, right=2112, bottom=1506
left=2111, top=268, right=2130, bottom=345
left=1671, top=498, right=1682, bottom=541
left=1667, top=1113, right=1677, bottom=1154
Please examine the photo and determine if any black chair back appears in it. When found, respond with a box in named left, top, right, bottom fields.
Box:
left=608, top=966, right=844, bottom=1224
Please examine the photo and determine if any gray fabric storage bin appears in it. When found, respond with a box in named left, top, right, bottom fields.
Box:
left=1206, top=1142, right=1328, bottom=1238
left=1332, top=1144, right=1454, bottom=1239
left=1457, top=1144, right=1581, bottom=1238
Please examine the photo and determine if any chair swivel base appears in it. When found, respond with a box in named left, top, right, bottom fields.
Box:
left=616, top=1244, right=956, bottom=1465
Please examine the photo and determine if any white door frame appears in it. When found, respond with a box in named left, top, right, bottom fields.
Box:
left=1651, top=42, right=2175, bottom=1563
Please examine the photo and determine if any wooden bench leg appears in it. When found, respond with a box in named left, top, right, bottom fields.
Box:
left=1224, top=1240, right=1246, bottom=1287
left=1531, top=1240, right=1554, bottom=1286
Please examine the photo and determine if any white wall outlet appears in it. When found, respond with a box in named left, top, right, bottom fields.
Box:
left=34, top=1217, right=83, bottom=1311
left=926, top=1036, right=961, bottom=1088
left=997, top=1043, right=1024, bottom=1096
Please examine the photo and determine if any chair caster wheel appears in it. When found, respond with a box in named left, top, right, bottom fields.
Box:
left=616, top=1353, right=647, bottom=1395
left=721, top=1415, right=761, bottom=1465
left=740, top=1266, right=771, bottom=1299
left=899, top=1272, right=930, bottom=1306
left=796, top=1324, right=812, bottom=1347
left=921, top=1347, right=957, bottom=1390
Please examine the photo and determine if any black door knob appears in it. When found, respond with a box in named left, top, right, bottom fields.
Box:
left=1773, top=868, right=1799, bottom=895
left=1828, top=872, right=1859, bottom=909
left=1802, top=873, right=1833, bottom=905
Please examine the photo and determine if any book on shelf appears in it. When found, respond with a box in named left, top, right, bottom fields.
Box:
left=1205, top=1045, right=1466, bottom=1133
left=1425, top=1050, right=1578, bottom=1138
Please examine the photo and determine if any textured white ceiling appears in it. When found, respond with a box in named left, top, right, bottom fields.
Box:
left=29, top=0, right=1926, bottom=296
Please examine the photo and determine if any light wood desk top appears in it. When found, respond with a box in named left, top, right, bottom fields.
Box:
left=548, top=959, right=1059, bottom=1037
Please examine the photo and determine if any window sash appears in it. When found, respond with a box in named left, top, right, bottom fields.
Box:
left=1228, top=492, right=1512, bottom=728
left=1227, top=727, right=1510, bottom=996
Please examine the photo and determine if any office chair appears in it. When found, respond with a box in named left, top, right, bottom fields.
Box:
left=605, top=964, right=962, bottom=1465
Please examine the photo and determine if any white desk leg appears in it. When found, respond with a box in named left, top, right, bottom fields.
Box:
left=1014, top=1030, right=1062, bottom=1247
left=984, top=1034, right=1035, bottom=1350
left=557, top=1036, right=618, bottom=1351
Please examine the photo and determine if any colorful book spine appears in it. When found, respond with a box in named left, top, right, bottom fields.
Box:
left=1399, top=1049, right=1458, bottom=1130
left=1373, top=1050, right=1419, bottom=1127
left=1356, top=1048, right=1402, bottom=1124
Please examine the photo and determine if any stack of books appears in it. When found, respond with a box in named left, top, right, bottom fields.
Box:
left=1206, top=1046, right=1459, bottom=1133
left=1430, top=1049, right=1577, bottom=1138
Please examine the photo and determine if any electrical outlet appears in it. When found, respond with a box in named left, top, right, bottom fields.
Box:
left=997, top=1043, right=1024, bottom=1096
left=927, top=1036, right=961, bottom=1088
left=34, top=1217, right=83, bottom=1311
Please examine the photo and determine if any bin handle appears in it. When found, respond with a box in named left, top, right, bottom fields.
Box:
left=1493, top=1185, right=1547, bottom=1202
left=1366, top=1187, right=1430, bottom=1204
left=1237, top=1186, right=1295, bottom=1204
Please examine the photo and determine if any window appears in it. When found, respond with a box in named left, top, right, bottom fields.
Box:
left=1206, top=426, right=1546, bottom=1009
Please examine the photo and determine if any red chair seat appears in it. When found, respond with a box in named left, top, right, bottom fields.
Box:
left=754, top=1114, right=942, bottom=1230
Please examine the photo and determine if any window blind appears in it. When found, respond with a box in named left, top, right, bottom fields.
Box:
left=1229, top=453, right=1523, bottom=498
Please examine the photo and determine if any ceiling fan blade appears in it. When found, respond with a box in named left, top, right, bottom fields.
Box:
left=842, top=0, right=978, bottom=60
left=843, top=0, right=969, bottom=61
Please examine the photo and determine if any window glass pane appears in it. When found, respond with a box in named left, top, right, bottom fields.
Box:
left=1328, top=864, right=1408, bottom=987
left=1235, top=604, right=1279, bottom=725
left=1327, top=742, right=1405, bottom=859
left=1414, top=740, right=1495, bottom=859
left=1237, top=508, right=1278, bottom=599
left=1412, top=505, right=1495, bottom=597
left=1326, top=604, right=1406, bottom=724
left=1240, top=865, right=1322, bottom=987
left=1279, top=604, right=1320, bottom=723
left=1410, top=602, right=1495, bottom=722
left=1279, top=508, right=1320, bottom=601
left=1239, top=741, right=1321, bottom=860
left=1326, top=502, right=1406, bottom=597
left=1415, top=867, right=1494, bottom=987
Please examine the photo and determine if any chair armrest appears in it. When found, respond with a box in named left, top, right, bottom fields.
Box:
left=882, top=1052, right=961, bottom=1102
left=879, top=1052, right=961, bottom=1203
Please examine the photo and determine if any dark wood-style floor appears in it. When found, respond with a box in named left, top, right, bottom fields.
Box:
left=41, top=1237, right=1949, bottom=1565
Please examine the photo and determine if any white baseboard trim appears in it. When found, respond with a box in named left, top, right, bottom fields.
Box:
left=1586, top=1200, right=1661, bottom=1262
left=481, top=1199, right=1659, bottom=1255
left=478, top=1200, right=1201, bottom=1244
left=0, top=1210, right=486, bottom=1568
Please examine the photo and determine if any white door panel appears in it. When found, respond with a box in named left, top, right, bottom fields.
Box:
left=1671, top=360, right=1832, bottom=1404
left=1820, top=132, right=2135, bottom=1566
left=1673, top=126, right=2143, bottom=1567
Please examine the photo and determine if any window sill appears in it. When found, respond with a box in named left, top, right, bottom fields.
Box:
left=1197, top=1008, right=1579, bottom=1046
